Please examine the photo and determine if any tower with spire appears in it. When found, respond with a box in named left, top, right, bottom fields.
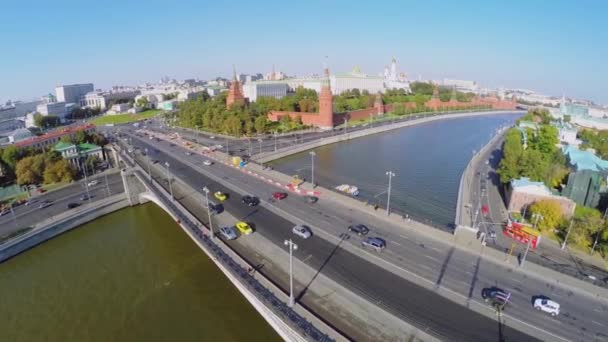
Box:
left=226, top=65, right=245, bottom=108
left=318, top=62, right=334, bottom=128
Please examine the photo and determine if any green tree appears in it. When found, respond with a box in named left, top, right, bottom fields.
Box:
left=410, top=82, right=435, bottom=95
left=498, top=128, right=524, bottom=183
left=393, top=103, right=406, bottom=115
left=44, top=159, right=74, bottom=184
left=74, top=130, right=88, bottom=144
left=254, top=115, right=267, bottom=134
left=15, top=155, right=45, bottom=185
left=529, top=200, right=564, bottom=232
left=1, top=145, right=21, bottom=170
left=136, top=97, right=149, bottom=108
left=413, top=94, right=427, bottom=108
left=85, top=155, right=101, bottom=172
left=571, top=206, right=604, bottom=249
left=563, top=115, right=571, bottom=123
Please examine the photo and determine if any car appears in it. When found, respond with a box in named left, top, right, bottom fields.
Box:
left=87, top=180, right=98, bottom=187
left=37, top=188, right=46, bottom=194
left=208, top=203, right=223, bottom=215
left=67, top=202, right=80, bottom=209
left=185, top=151, right=192, bottom=156
left=241, top=195, right=260, bottom=206
left=235, top=221, right=253, bottom=235
left=39, top=200, right=53, bottom=208
left=0, top=209, right=9, bottom=216
left=24, top=199, right=37, bottom=206
left=219, top=226, right=238, bottom=240
left=348, top=224, right=369, bottom=236
left=361, top=237, right=386, bottom=251
left=481, top=287, right=510, bottom=308
left=214, top=191, right=227, bottom=201
left=210, top=136, right=216, bottom=139
left=203, top=160, right=213, bottom=166
left=292, top=225, right=312, bottom=239
left=534, top=298, right=560, bottom=316
left=306, top=196, right=319, bottom=204
left=273, top=192, right=287, bottom=200
left=80, top=194, right=92, bottom=201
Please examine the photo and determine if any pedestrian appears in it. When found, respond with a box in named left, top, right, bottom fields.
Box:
left=374, top=204, right=378, bottom=211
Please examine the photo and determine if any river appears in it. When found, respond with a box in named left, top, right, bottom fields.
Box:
left=0, top=203, right=280, bottom=342
left=269, top=113, right=521, bottom=228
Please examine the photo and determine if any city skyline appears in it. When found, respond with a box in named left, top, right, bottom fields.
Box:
left=1, top=0, right=607, bottom=104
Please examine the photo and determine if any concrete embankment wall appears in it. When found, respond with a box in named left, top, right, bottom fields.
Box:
left=0, top=194, right=129, bottom=263
left=258, top=110, right=524, bottom=163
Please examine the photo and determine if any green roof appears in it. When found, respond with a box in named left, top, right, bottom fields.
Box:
left=54, top=141, right=75, bottom=151
left=78, top=143, right=100, bottom=152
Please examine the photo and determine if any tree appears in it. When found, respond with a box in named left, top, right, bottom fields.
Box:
left=85, top=155, right=101, bottom=172
left=571, top=206, right=604, bottom=249
left=410, top=82, right=435, bottom=95
left=15, top=155, right=44, bottom=185
left=90, top=132, right=108, bottom=146
left=74, top=130, right=88, bottom=144
left=563, top=115, right=571, bottom=123
left=136, top=97, right=149, bottom=108
left=528, top=200, right=564, bottom=232
left=254, top=116, right=267, bottom=134
left=497, top=128, right=524, bottom=183
left=44, top=159, right=74, bottom=184
left=1, top=145, right=21, bottom=170
left=393, top=103, right=406, bottom=116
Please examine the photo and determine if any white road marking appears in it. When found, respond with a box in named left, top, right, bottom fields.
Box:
left=424, top=255, right=438, bottom=261
left=390, top=241, right=402, bottom=247
left=465, top=271, right=474, bottom=276
left=592, top=320, right=605, bottom=327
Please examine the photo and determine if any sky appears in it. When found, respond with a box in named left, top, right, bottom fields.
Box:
left=1, top=0, right=607, bottom=105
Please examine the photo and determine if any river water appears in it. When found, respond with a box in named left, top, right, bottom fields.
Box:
left=269, top=113, right=521, bottom=228
left=0, top=203, right=280, bottom=342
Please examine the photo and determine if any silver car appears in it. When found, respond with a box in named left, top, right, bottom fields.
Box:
left=361, top=237, right=386, bottom=251
left=219, top=226, right=237, bottom=240
left=292, top=225, right=312, bottom=239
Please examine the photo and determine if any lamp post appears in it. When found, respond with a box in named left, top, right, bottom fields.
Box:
left=258, top=138, right=263, bottom=154
left=248, top=137, right=252, bottom=157
left=385, top=171, right=396, bottom=215
left=164, top=162, right=174, bottom=201
left=81, top=158, right=91, bottom=201
left=145, top=147, right=151, bottom=181
left=561, top=218, right=574, bottom=250
left=274, top=131, right=278, bottom=152
left=203, top=186, right=214, bottom=239
left=309, top=151, right=316, bottom=188
left=284, top=239, right=298, bottom=307
left=344, top=118, right=348, bottom=136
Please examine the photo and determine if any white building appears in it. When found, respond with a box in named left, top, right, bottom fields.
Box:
left=383, top=58, right=410, bottom=91
left=442, top=79, right=478, bottom=93
left=330, top=66, right=385, bottom=95
left=82, top=89, right=139, bottom=110
left=177, top=89, right=206, bottom=102
left=107, top=103, right=131, bottom=114
left=242, top=81, right=289, bottom=102
left=206, top=86, right=226, bottom=97
left=285, top=77, right=322, bottom=93
left=55, top=83, right=94, bottom=104
left=36, top=101, right=67, bottom=118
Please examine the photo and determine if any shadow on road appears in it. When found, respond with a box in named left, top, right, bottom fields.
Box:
left=296, top=232, right=348, bottom=302
left=435, top=246, right=455, bottom=290
left=466, top=253, right=482, bottom=308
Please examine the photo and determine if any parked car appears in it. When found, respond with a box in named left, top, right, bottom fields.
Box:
left=67, top=203, right=80, bottom=209
left=219, top=226, right=238, bottom=240
left=203, top=160, right=213, bottom=166
left=306, top=196, right=318, bottom=204
left=185, top=151, right=192, bottom=156
left=0, top=209, right=9, bottom=216
left=533, top=298, right=560, bottom=317
left=361, top=237, right=386, bottom=251
left=241, top=195, right=260, bottom=206
left=292, top=225, right=312, bottom=239
left=481, top=287, right=510, bottom=308
left=80, top=194, right=92, bottom=201
left=24, top=199, right=37, bottom=206
left=235, top=221, right=253, bottom=235
left=208, top=203, right=224, bottom=215
left=273, top=192, right=287, bottom=200
left=348, top=224, right=369, bottom=236
left=39, top=200, right=53, bottom=208
left=214, top=191, right=227, bottom=201
left=87, top=180, right=98, bottom=187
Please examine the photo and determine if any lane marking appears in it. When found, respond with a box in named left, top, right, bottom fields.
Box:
left=592, top=320, right=605, bottom=327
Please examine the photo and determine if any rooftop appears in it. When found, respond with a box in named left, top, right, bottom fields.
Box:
left=563, top=145, right=608, bottom=172
left=15, top=124, right=95, bottom=148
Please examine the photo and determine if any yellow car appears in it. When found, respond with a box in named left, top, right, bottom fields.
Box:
left=214, top=191, right=227, bottom=201
left=235, top=221, right=253, bottom=235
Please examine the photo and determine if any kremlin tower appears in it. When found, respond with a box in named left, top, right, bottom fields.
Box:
left=318, top=66, right=334, bottom=128
left=226, top=65, right=245, bottom=108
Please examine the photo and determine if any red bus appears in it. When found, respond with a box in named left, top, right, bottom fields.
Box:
left=503, top=221, right=541, bottom=249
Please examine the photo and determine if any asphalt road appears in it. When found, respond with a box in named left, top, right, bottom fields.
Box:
left=0, top=172, right=124, bottom=237
left=115, top=131, right=608, bottom=341
left=470, top=135, right=608, bottom=289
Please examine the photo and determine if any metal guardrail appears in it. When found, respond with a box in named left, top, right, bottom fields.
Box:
left=118, top=148, right=335, bottom=342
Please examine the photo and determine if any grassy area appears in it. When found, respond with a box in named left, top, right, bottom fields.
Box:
left=90, top=109, right=163, bottom=126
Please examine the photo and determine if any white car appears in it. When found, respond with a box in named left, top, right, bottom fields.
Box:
left=292, top=225, right=312, bottom=239
left=203, top=160, right=213, bottom=166
left=87, top=180, right=99, bottom=187
left=534, top=298, right=560, bottom=316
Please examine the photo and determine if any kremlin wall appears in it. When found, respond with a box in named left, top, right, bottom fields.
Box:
left=228, top=67, right=517, bottom=130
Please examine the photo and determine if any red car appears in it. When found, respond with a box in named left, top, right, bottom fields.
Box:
left=273, top=192, right=287, bottom=200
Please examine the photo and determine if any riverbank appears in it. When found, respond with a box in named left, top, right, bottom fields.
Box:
left=257, top=109, right=524, bottom=163
left=0, top=193, right=129, bottom=262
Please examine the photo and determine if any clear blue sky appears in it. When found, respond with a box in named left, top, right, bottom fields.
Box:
left=2, top=0, right=607, bottom=104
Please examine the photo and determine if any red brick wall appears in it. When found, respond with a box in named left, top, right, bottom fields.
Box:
left=507, top=190, right=576, bottom=218
left=267, top=111, right=331, bottom=127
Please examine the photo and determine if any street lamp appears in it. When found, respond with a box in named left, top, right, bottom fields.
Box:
left=344, top=118, right=348, bottom=136
left=81, top=158, right=91, bottom=201
left=202, top=186, right=214, bottom=239
left=258, top=138, right=263, bottom=155
left=164, top=162, right=174, bottom=201
left=274, top=131, right=278, bottom=152
left=385, top=171, right=396, bottom=215
left=248, top=137, right=252, bottom=156
left=561, top=218, right=575, bottom=250
left=284, top=239, right=298, bottom=307
left=145, top=147, right=151, bottom=181
left=309, top=151, right=316, bottom=188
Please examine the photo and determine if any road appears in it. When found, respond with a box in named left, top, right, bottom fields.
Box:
left=470, top=134, right=608, bottom=289
left=118, top=129, right=608, bottom=342
left=0, top=172, right=124, bottom=237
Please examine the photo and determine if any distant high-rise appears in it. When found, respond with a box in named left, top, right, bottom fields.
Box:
left=55, top=83, right=94, bottom=104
